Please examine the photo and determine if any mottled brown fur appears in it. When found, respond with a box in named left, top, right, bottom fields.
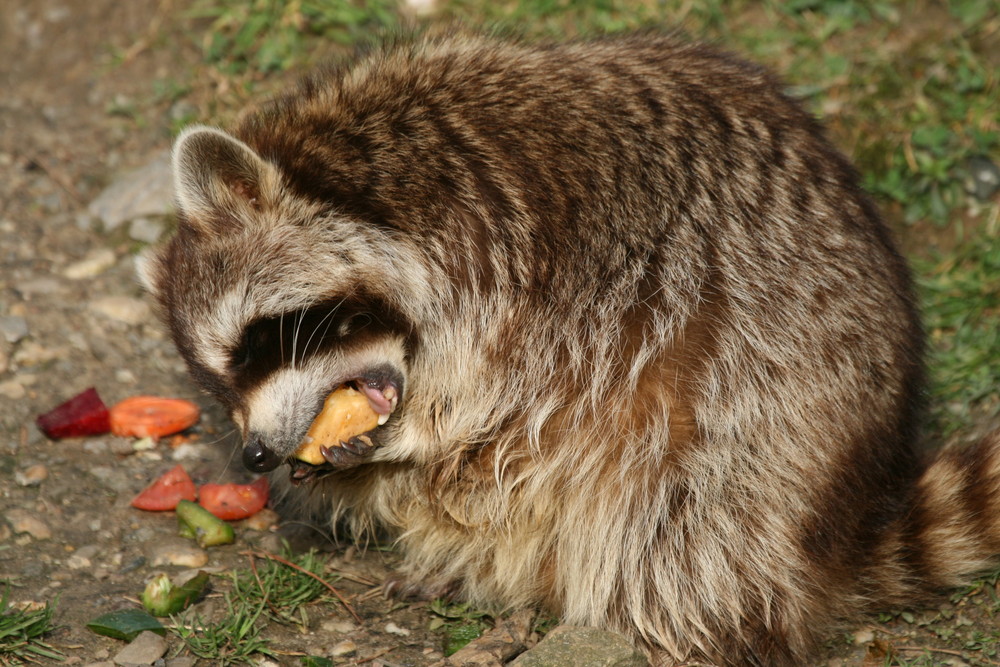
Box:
left=140, top=31, right=1000, bottom=666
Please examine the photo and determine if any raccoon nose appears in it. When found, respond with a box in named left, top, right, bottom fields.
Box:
left=242, top=434, right=282, bottom=473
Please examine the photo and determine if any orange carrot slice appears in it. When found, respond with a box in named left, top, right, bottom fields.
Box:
left=110, top=396, right=200, bottom=439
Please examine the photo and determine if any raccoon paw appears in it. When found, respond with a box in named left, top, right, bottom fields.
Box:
left=383, top=573, right=460, bottom=602
left=321, top=431, right=380, bottom=469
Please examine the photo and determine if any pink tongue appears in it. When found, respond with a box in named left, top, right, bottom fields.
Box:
left=359, top=384, right=393, bottom=415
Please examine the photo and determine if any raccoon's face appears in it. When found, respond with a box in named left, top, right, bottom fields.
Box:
left=139, top=126, right=431, bottom=481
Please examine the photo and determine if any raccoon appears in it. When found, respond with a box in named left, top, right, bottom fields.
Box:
left=139, top=32, right=1000, bottom=666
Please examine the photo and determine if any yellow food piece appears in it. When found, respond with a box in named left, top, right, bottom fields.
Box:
left=294, top=385, right=380, bottom=465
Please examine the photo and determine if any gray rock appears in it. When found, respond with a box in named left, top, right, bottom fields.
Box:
left=89, top=296, right=151, bottom=326
left=112, top=630, right=168, bottom=666
left=0, top=379, right=26, bottom=400
left=5, top=510, right=53, bottom=540
left=128, top=216, right=166, bottom=244
left=431, top=610, right=534, bottom=667
left=63, top=248, right=117, bottom=279
left=90, top=465, right=137, bottom=494
left=147, top=539, right=209, bottom=568
left=321, top=619, right=358, bottom=634
left=509, top=626, right=648, bottom=667
left=88, top=150, right=174, bottom=231
left=0, top=315, right=28, bottom=343
left=14, top=463, right=48, bottom=487
left=330, top=639, right=358, bottom=657
left=15, top=277, right=64, bottom=298
left=12, top=341, right=66, bottom=367
left=966, top=155, right=1000, bottom=201
left=67, top=543, right=101, bottom=570
left=164, top=658, right=197, bottom=667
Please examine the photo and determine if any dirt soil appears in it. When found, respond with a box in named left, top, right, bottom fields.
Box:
left=0, top=2, right=997, bottom=666
left=0, top=2, right=448, bottom=665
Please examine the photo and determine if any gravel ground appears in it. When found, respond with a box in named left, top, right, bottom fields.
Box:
left=0, top=2, right=450, bottom=664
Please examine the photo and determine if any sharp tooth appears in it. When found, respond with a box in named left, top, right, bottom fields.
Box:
left=377, top=412, right=390, bottom=426
left=383, top=386, right=397, bottom=402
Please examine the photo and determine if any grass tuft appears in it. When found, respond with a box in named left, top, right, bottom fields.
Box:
left=0, top=587, right=64, bottom=664
left=170, top=547, right=337, bottom=663
left=171, top=594, right=275, bottom=665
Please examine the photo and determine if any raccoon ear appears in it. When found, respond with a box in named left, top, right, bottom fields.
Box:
left=171, top=125, right=275, bottom=237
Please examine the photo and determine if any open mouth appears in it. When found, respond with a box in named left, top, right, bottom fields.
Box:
left=287, top=370, right=402, bottom=485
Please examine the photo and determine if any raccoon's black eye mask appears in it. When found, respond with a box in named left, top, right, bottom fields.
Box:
left=228, top=297, right=398, bottom=392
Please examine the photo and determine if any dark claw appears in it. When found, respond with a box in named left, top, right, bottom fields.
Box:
left=320, top=429, right=380, bottom=469
left=343, top=432, right=376, bottom=455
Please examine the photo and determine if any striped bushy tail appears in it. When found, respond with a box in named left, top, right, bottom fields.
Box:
left=874, top=430, right=1000, bottom=607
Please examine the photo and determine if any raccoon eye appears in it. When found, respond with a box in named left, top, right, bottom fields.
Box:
left=234, top=321, right=274, bottom=368
left=337, top=312, right=371, bottom=338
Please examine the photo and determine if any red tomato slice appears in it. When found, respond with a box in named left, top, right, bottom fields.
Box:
left=198, top=477, right=269, bottom=520
left=131, top=464, right=197, bottom=511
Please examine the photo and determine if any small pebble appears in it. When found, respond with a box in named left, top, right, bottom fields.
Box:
left=89, top=296, right=151, bottom=326
left=16, top=278, right=64, bottom=297
left=853, top=628, right=875, bottom=645
left=164, top=658, right=197, bottom=667
left=112, top=630, right=167, bottom=666
left=128, top=216, right=166, bottom=244
left=15, top=464, right=49, bottom=487
left=132, top=436, right=156, bottom=452
left=66, top=553, right=92, bottom=570
left=148, top=540, right=209, bottom=568
left=0, top=315, right=29, bottom=343
left=241, top=508, right=280, bottom=532
left=966, top=155, right=1000, bottom=201
left=84, top=440, right=111, bottom=456
left=63, top=248, right=117, bottom=279
left=108, top=438, right=135, bottom=456
left=385, top=622, right=411, bottom=636
left=170, top=443, right=206, bottom=460
left=115, top=368, right=137, bottom=384
left=13, top=341, right=65, bottom=366
left=5, top=510, right=53, bottom=540
left=330, top=639, right=358, bottom=657
left=0, top=379, right=26, bottom=400
left=321, top=619, right=358, bottom=634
